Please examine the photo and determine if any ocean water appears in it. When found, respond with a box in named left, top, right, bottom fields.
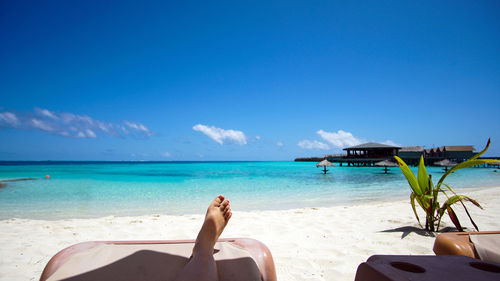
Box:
left=0, top=161, right=499, bottom=220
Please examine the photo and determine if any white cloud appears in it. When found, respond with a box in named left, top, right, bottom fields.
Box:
left=120, top=125, right=129, bottom=134
left=86, top=129, right=97, bottom=138
left=97, top=121, right=113, bottom=134
left=276, top=141, right=284, bottom=147
left=255, top=136, right=261, bottom=140
left=317, top=129, right=401, bottom=148
left=0, top=108, right=153, bottom=139
left=60, top=113, right=76, bottom=124
left=35, top=108, right=58, bottom=120
left=193, top=124, right=247, bottom=145
left=0, top=112, right=19, bottom=127
left=75, top=129, right=97, bottom=139
left=381, top=140, right=400, bottom=146
left=317, top=129, right=362, bottom=148
left=297, top=140, right=330, bottom=150
left=59, top=113, right=94, bottom=125
left=31, top=118, right=53, bottom=132
left=124, top=121, right=153, bottom=136
left=161, top=152, right=171, bottom=157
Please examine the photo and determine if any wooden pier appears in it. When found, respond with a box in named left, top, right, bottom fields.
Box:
left=294, top=142, right=500, bottom=167
left=295, top=156, right=500, bottom=167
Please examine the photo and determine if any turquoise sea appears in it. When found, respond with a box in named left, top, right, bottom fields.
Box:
left=0, top=161, right=499, bottom=220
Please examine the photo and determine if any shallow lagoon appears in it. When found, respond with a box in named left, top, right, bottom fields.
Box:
left=0, top=161, right=499, bottom=219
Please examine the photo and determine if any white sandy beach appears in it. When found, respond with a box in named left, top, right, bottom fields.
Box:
left=1, top=186, right=499, bottom=281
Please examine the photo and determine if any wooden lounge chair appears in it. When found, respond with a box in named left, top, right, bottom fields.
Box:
left=433, top=231, right=500, bottom=262
left=40, top=238, right=277, bottom=281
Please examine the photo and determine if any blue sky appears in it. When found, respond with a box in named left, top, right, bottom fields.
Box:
left=1, top=1, right=499, bottom=160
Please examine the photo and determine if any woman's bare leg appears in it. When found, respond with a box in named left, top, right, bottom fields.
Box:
left=174, top=195, right=232, bottom=281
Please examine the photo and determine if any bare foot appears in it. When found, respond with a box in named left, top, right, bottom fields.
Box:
left=193, top=195, right=232, bottom=256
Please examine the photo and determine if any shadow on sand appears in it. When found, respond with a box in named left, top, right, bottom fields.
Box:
left=380, top=226, right=462, bottom=239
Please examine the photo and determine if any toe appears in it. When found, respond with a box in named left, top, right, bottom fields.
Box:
left=220, top=199, right=229, bottom=210
left=214, top=195, right=225, bottom=205
left=214, top=195, right=224, bottom=207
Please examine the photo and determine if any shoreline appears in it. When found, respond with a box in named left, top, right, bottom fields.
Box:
left=2, top=184, right=498, bottom=221
left=1, top=185, right=499, bottom=280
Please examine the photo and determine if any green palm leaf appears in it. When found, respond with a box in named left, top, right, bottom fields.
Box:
left=437, top=159, right=499, bottom=188
left=410, top=193, right=422, bottom=227
left=396, top=139, right=491, bottom=232
left=438, top=195, right=483, bottom=231
left=394, top=156, right=422, bottom=194
left=445, top=194, right=483, bottom=209
left=447, top=194, right=482, bottom=231
left=458, top=199, right=481, bottom=231
left=437, top=139, right=494, bottom=188
left=436, top=204, right=447, bottom=231
left=470, top=138, right=491, bottom=161
left=446, top=206, right=463, bottom=232
left=417, top=156, right=429, bottom=193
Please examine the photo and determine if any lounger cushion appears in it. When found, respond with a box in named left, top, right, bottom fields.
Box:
left=470, top=234, right=500, bottom=263
left=46, top=241, right=261, bottom=281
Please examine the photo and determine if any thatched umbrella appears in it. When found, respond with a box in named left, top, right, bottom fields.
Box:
left=434, top=159, right=457, bottom=172
left=316, top=159, right=335, bottom=174
left=375, top=160, right=398, bottom=174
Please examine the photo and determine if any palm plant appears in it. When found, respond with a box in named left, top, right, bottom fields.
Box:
left=394, top=139, right=497, bottom=232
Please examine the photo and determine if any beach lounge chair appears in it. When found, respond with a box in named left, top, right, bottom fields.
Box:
left=40, top=238, right=277, bottom=281
left=433, top=231, right=500, bottom=263
left=354, top=254, right=500, bottom=281
left=354, top=231, right=500, bottom=280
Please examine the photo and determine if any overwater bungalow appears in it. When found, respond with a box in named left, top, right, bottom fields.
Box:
left=442, top=145, right=475, bottom=161
left=343, top=142, right=401, bottom=159
left=423, top=145, right=476, bottom=163
left=330, top=142, right=402, bottom=166
left=398, top=146, right=424, bottom=165
left=296, top=143, right=485, bottom=167
left=425, top=147, right=441, bottom=157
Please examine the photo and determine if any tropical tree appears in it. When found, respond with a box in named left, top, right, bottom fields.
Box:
left=394, top=139, right=497, bottom=232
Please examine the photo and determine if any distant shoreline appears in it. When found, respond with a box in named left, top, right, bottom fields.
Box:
left=0, top=157, right=498, bottom=165
left=0, top=160, right=294, bottom=165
